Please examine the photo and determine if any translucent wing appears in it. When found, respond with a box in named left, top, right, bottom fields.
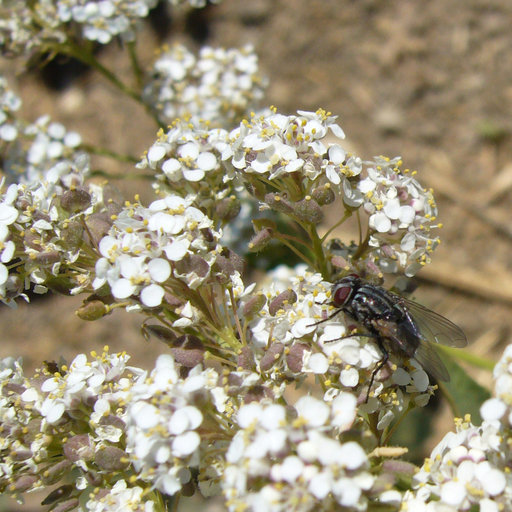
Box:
left=394, top=295, right=467, bottom=348
left=413, top=340, right=450, bottom=382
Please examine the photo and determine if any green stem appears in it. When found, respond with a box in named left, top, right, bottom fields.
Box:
left=320, top=208, right=353, bottom=243
left=127, top=40, right=144, bottom=89
left=308, top=224, right=329, bottom=279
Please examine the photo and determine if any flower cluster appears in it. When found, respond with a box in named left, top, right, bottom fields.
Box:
left=402, top=343, right=512, bottom=511
left=0, top=77, right=21, bottom=146
left=0, top=349, right=148, bottom=509
left=92, top=193, right=223, bottom=309
left=223, top=396, right=374, bottom=511
left=242, top=265, right=436, bottom=423
left=144, top=44, right=266, bottom=127
left=124, top=354, right=225, bottom=495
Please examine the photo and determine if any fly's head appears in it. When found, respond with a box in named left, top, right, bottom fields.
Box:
left=331, top=273, right=360, bottom=309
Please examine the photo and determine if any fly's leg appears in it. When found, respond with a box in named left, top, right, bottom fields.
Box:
left=365, top=338, right=389, bottom=403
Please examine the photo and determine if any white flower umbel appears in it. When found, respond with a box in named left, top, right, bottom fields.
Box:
left=245, top=266, right=436, bottom=419
left=85, top=479, right=155, bottom=512
left=125, top=354, right=225, bottom=496
left=0, top=349, right=148, bottom=504
left=93, top=193, right=222, bottom=309
left=223, top=396, right=373, bottom=512
left=143, top=44, right=266, bottom=127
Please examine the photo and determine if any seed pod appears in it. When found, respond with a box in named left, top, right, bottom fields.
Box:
left=264, top=192, right=294, bottom=214
left=75, top=300, right=109, bottom=321
left=312, top=184, right=335, bottom=205
left=64, top=434, right=94, bottom=462
left=94, top=446, right=129, bottom=471
left=84, top=212, right=113, bottom=247
left=268, top=289, right=297, bottom=316
left=243, top=293, right=267, bottom=317
left=215, top=196, right=241, bottom=223
left=260, top=342, right=284, bottom=371
left=60, top=188, right=91, bottom=213
left=286, top=343, right=309, bottom=372
left=237, top=346, right=256, bottom=370
left=248, top=227, right=273, bottom=252
left=171, top=334, right=205, bottom=367
left=293, top=196, right=323, bottom=224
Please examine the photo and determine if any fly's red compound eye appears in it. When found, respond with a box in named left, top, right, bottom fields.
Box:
left=332, top=283, right=353, bottom=307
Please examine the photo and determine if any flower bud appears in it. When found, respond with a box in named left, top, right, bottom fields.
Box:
left=84, top=212, right=113, bottom=247
left=175, top=254, right=209, bottom=278
left=33, top=250, right=60, bottom=265
left=237, top=346, right=256, bottom=370
left=248, top=227, right=273, bottom=252
left=215, top=196, right=241, bottom=223
left=171, top=334, right=205, bottom=367
left=264, top=193, right=294, bottom=214
left=60, top=188, right=91, bottom=213
left=268, top=289, right=297, bottom=316
left=61, top=221, right=84, bottom=247
left=243, top=293, right=267, bottom=317
left=312, top=184, right=335, bottom=205
left=94, top=445, right=129, bottom=471
left=286, top=343, right=308, bottom=372
left=293, top=196, right=323, bottom=224
left=64, top=434, right=94, bottom=462
left=41, top=460, right=73, bottom=485
left=260, top=342, right=284, bottom=371
left=75, top=300, right=109, bottom=321
left=12, top=475, right=38, bottom=492
left=52, top=498, right=80, bottom=512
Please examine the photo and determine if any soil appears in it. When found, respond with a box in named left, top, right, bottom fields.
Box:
left=1, top=1, right=512, bottom=508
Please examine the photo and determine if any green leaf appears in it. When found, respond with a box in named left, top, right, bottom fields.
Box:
left=438, top=352, right=491, bottom=424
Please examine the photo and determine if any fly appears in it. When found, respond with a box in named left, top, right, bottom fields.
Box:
left=323, top=274, right=467, bottom=400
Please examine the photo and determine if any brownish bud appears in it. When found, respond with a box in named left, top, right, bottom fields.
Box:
left=268, top=289, right=297, bottom=316
left=52, top=498, right=80, bottom=512
left=60, top=188, right=91, bottom=213
left=61, top=221, right=84, bottom=247
left=75, top=300, right=109, bottom=321
left=312, top=184, right=336, bottom=205
left=244, top=384, right=274, bottom=403
left=33, top=250, right=60, bottom=265
left=243, top=293, right=267, bottom=317
left=175, top=254, right=209, bottom=278
left=237, top=346, right=256, bottom=370
left=41, top=460, right=72, bottom=485
left=85, top=212, right=113, bottom=247
left=215, top=196, right=241, bottom=223
left=12, top=475, right=38, bottom=492
left=286, top=343, right=308, bottom=372
left=64, top=434, right=94, bottom=462
left=294, top=196, right=324, bottom=224
left=264, top=193, right=294, bottom=214
left=171, top=334, right=205, bottom=367
left=248, top=227, right=274, bottom=252
left=95, top=446, right=129, bottom=471
left=260, top=342, right=284, bottom=371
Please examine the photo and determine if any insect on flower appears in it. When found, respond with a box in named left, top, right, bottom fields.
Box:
left=322, top=274, right=467, bottom=400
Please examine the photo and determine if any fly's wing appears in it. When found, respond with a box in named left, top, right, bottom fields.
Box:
left=393, top=295, right=467, bottom=348
left=413, top=340, right=450, bottom=382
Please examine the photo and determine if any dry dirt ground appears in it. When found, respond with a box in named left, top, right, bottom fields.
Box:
left=2, top=0, right=512, bottom=509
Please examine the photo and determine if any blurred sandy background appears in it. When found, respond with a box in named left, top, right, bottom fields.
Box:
left=1, top=1, right=512, bottom=509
